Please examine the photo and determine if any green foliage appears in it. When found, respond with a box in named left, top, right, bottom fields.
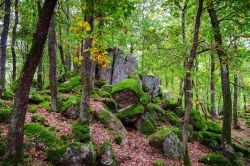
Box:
left=3, top=91, right=14, bottom=100
left=114, top=135, right=123, bottom=145
left=27, top=105, right=37, bottom=113
left=138, top=118, right=156, bottom=135
left=24, top=123, right=62, bottom=147
left=72, top=123, right=91, bottom=143
left=197, top=131, right=221, bottom=149
left=206, top=120, right=222, bottom=134
left=0, top=141, right=6, bottom=157
left=199, top=152, right=232, bottom=166
left=95, top=80, right=108, bottom=88
left=48, top=126, right=60, bottom=132
left=62, top=95, right=81, bottom=112
left=38, top=101, right=51, bottom=112
left=0, top=108, right=12, bottom=123
left=245, top=120, right=250, bottom=128
left=95, top=108, right=112, bottom=124
left=165, top=111, right=182, bottom=127
left=29, top=93, right=45, bottom=104
left=117, top=104, right=144, bottom=119
left=59, top=76, right=81, bottom=93
left=95, top=88, right=111, bottom=98
left=111, top=79, right=143, bottom=96
left=153, top=160, right=166, bottom=166
left=60, top=134, right=69, bottom=142
left=190, top=109, right=207, bottom=131
left=233, top=143, right=250, bottom=157
left=31, top=114, right=46, bottom=125
left=0, top=100, right=5, bottom=108
left=46, top=145, right=67, bottom=163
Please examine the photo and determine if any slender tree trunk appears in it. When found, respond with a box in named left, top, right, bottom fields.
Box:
left=65, top=0, right=71, bottom=71
left=48, top=20, right=58, bottom=112
left=73, top=45, right=80, bottom=73
left=177, top=79, right=184, bottom=107
left=11, top=0, right=19, bottom=82
left=37, top=0, right=43, bottom=90
left=233, top=73, right=239, bottom=129
left=182, top=0, right=203, bottom=165
left=58, top=23, right=67, bottom=78
left=243, top=94, right=247, bottom=110
left=0, top=0, right=11, bottom=97
left=79, top=0, right=94, bottom=124
left=210, top=52, right=217, bottom=119
left=208, top=3, right=233, bottom=148
left=5, top=0, right=57, bottom=163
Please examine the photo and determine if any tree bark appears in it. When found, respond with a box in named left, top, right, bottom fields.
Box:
left=177, top=79, right=184, bottom=107
left=233, top=73, right=239, bottom=129
left=0, top=0, right=11, bottom=97
left=79, top=0, right=94, bottom=124
left=37, top=0, right=43, bottom=90
left=243, top=94, right=247, bottom=110
left=5, top=0, right=57, bottom=163
left=207, top=3, right=233, bottom=148
left=182, top=0, right=203, bottom=165
left=11, top=0, right=19, bottom=82
left=65, top=0, right=71, bottom=71
left=48, top=20, right=58, bottom=112
left=210, top=52, right=217, bottom=119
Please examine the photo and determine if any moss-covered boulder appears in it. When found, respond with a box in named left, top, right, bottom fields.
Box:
left=199, top=152, right=232, bottom=166
left=38, top=101, right=51, bottom=112
left=61, top=95, right=81, bottom=119
left=165, top=111, right=182, bottom=127
left=98, top=140, right=117, bottom=166
left=104, top=98, right=117, bottom=111
left=117, top=104, right=144, bottom=123
left=145, top=103, right=165, bottom=123
left=58, top=76, right=81, bottom=93
left=24, top=123, right=62, bottom=147
left=206, top=120, right=222, bottom=134
left=0, top=141, right=6, bottom=157
left=147, top=127, right=181, bottom=149
left=27, top=105, right=38, bottom=113
left=153, top=160, right=166, bottom=166
left=31, top=114, right=46, bottom=125
left=137, top=116, right=156, bottom=135
left=95, top=88, right=111, bottom=98
left=72, top=123, right=91, bottom=143
left=190, top=109, right=207, bottom=131
left=163, top=131, right=182, bottom=159
left=94, top=105, right=127, bottom=143
left=197, top=131, right=221, bottom=149
left=29, top=93, right=45, bottom=104
left=47, top=142, right=96, bottom=165
left=0, top=108, right=12, bottom=123
left=112, top=79, right=143, bottom=110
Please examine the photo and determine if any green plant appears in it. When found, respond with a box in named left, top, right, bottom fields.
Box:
left=72, top=123, right=91, bottom=143
left=31, top=114, right=46, bottom=125
left=0, top=108, right=12, bottom=123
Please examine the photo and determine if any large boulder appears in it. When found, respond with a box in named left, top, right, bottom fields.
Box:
left=142, top=75, right=161, bottom=98
left=98, top=140, right=116, bottom=166
left=61, top=95, right=81, bottom=119
left=163, top=131, right=182, bottom=159
left=116, top=104, right=144, bottom=124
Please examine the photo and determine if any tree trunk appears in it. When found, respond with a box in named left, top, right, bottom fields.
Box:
left=207, top=3, right=233, bottom=148
left=79, top=0, right=94, bottom=125
left=73, top=45, right=80, bottom=73
left=0, top=0, right=11, bottom=97
left=58, top=22, right=67, bottom=79
left=182, top=0, right=203, bottom=165
left=65, top=0, right=71, bottom=71
left=5, top=0, right=57, bottom=163
left=48, top=20, right=58, bottom=112
left=37, top=0, right=43, bottom=90
left=210, top=52, right=217, bottom=119
left=177, top=79, right=184, bottom=107
left=233, top=73, right=239, bottom=129
left=11, top=0, right=19, bottom=82
left=243, top=94, right=247, bottom=110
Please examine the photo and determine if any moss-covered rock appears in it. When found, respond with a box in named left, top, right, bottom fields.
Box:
left=114, top=135, right=123, bottom=145
left=31, top=114, right=46, bottom=125
left=61, top=95, right=81, bottom=119
left=72, top=85, right=82, bottom=94
left=111, top=79, right=143, bottom=96
left=95, top=80, right=108, bottom=88
left=137, top=117, right=156, bottom=135
left=102, top=85, right=113, bottom=94
left=2, top=91, right=14, bottom=100
left=199, top=152, right=232, bottom=166
left=38, top=101, right=51, bottom=112
left=233, top=143, right=250, bottom=157
left=24, top=123, right=62, bottom=147
left=0, top=141, right=6, bottom=157
left=117, top=104, right=144, bottom=123
left=145, top=103, right=165, bottom=123
left=99, top=140, right=117, bottom=166
left=165, top=111, right=182, bottom=127
left=104, top=98, right=117, bottom=111
left=197, top=131, right=221, bottom=149
left=0, top=108, right=12, bottom=123
left=27, top=105, right=38, bottom=113
left=29, top=93, right=45, bottom=104
left=0, top=100, right=5, bottom=108
left=206, top=120, right=222, bottom=133
left=153, top=160, right=166, bottom=166
left=59, top=76, right=81, bottom=93
left=46, top=145, right=67, bottom=163
left=72, top=123, right=91, bottom=143
left=95, top=88, right=111, bottom=98
left=190, top=109, right=207, bottom=131
left=147, top=127, right=181, bottom=148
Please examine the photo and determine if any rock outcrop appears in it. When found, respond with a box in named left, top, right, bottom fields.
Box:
left=142, top=75, right=161, bottom=98
left=163, top=131, right=182, bottom=159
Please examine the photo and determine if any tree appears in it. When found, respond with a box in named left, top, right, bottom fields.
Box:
left=0, top=0, right=11, bottom=97
left=210, top=51, right=217, bottom=119
left=5, top=0, right=57, bottom=163
left=182, top=0, right=203, bottom=165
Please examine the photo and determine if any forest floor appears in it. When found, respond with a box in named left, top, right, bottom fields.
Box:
left=0, top=101, right=249, bottom=166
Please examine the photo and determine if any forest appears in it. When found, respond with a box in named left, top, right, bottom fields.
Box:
left=0, top=0, right=249, bottom=165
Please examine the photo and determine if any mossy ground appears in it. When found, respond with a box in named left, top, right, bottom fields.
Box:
left=199, top=152, right=232, bottom=166
left=31, top=114, right=46, bottom=125
left=72, top=122, right=91, bottom=143
left=58, top=76, right=81, bottom=93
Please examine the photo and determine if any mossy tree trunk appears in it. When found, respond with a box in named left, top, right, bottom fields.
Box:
left=37, top=0, right=43, bottom=90
left=79, top=0, right=94, bottom=124
left=182, top=0, right=203, bottom=165
left=48, top=19, right=58, bottom=112
left=65, top=0, right=71, bottom=72
left=0, top=0, right=11, bottom=97
left=207, top=2, right=233, bottom=148
left=210, top=52, right=217, bottom=119
left=233, top=73, right=239, bottom=129
left=5, top=0, right=57, bottom=163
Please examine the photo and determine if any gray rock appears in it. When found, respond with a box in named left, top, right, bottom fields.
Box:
left=100, top=144, right=114, bottom=166
left=112, top=89, right=139, bottom=110
left=142, top=75, right=161, bottom=98
left=163, top=131, right=182, bottom=159
left=61, top=105, right=79, bottom=120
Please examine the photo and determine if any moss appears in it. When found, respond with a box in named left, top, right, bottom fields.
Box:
left=0, top=141, right=6, bottom=157
left=91, top=89, right=99, bottom=100
left=199, top=152, right=232, bottom=166
left=99, top=140, right=116, bottom=165
left=148, top=127, right=181, bottom=148
left=27, top=105, right=37, bottom=113
left=72, top=85, right=82, bottom=94
left=206, top=120, right=222, bottom=133
left=111, top=79, right=143, bottom=96
left=117, top=104, right=144, bottom=119
left=190, top=109, right=207, bottom=131
left=38, top=101, right=51, bottom=112
left=102, top=84, right=112, bottom=94
left=245, top=121, right=250, bottom=128
left=0, top=100, right=5, bottom=108
left=138, top=118, right=156, bottom=135
left=0, top=108, right=12, bottom=123
left=48, top=126, right=60, bottom=132
left=140, top=92, right=151, bottom=105
left=59, top=76, right=81, bottom=93
left=145, top=103, right=165, bottom=122
left=31, top=114, right=46, bottom=125
left=95, top=88, right=111, bottom=98
left=72, top=123, right=91, bottom=143
left=46, top=145, right=67, bottom=163
left=62, top=95, right=81, bottom=112
left=152, top=97, right=161, bottom=104
left=95, top=80, right=108, bottom=88
left=153, top=160, right=166, bottom=166
left=3, top=91, right=14, bottom=100
left=95, top=108, right=112, bottom=124
left=60, top=134, right=69, bottom=142
left=233, top=143, right=250, bottom=157
left=24, top=123, right=62, bottom=147
left=104, top=98, right=116, bottom=111
left=29, top=93, right=45, bottom=104
left=165, top=111, right=182, bottom=127
left=197, top=131, right=221, bottom=149
left=188, top=124, right=194, bottom=141
left=114, top=135, right=123, bottom=145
